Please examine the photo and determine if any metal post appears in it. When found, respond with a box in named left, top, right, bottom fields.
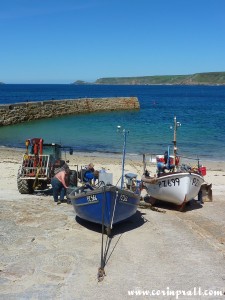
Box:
left=173, top=116, right=177, bottom=165
left=121, top=129, right=127, bottom=189
left=143, top=154, right=146, bottom=174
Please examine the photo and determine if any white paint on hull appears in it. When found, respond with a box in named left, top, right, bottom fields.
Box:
left=143, top=172, right=204, bottom=205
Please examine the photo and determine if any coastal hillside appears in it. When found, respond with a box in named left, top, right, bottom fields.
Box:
left=95, top=72, right=225, bottom=85
left=73, top=72, right=225, bottom=85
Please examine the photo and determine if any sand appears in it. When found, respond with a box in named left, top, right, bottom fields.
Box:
left=0, top=147, right=225, bottom=299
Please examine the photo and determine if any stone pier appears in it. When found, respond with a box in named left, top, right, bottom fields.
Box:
left=0, top=97, right=140, bottom=126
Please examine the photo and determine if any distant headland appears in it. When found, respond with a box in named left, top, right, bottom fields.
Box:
left=72, top=72, right=225, bottom=86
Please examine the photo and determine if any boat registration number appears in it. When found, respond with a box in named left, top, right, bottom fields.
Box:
left=158, top=178, right=180, bottom=188
left=120, top=194, right=128, bottom=202
left=192, top=178, right=201, bottom=187
left=158, top=177, right=201, bottom=188
left=87, top=194, right=98, bottom=203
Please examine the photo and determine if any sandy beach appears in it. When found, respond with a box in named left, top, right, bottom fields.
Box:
left=0, top=147, right=225, bottom=299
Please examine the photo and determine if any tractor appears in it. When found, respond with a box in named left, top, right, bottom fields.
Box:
left=17, top=138, right=75, bottom=194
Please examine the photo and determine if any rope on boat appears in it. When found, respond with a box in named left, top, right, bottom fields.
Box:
left=127, top=159, right=143, bottom=176
left=110, top=190, right=118, bottom=230
left=139, top=200, right=166, bottom=213
left=98, top=186, right=106, bottom=282
left=116, top=176, right=122, bottom=187
left=98, top=186, right=116, bottom=282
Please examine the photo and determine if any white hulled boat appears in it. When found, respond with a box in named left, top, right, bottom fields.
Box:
left=142, top=117, right=205, bottom=207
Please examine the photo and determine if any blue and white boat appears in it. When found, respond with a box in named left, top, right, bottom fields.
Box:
left=70, top=183, right=140, bottom=233
left=68, top=128, right=141, bottom=234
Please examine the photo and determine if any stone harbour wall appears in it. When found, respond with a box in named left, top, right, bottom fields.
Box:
left=0, top=97, right=140, bottom=126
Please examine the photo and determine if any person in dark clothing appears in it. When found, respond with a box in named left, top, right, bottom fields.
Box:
left=83, top=163, right=98, bottom=184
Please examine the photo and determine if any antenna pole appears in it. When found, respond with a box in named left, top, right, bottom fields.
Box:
left=121, top=129, right=127, bottom=189
left=173, top=116, right=177, bottom=167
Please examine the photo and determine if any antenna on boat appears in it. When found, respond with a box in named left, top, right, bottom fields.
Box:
left=117, top=126, right=129, bottom=189
left=172, top=116, right=181, bottom=168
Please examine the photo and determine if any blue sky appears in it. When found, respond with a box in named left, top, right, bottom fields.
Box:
left=1, top=0, right=225, bottom=83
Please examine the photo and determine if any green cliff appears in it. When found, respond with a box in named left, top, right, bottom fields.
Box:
left=94, top=72, right=225, bottom=85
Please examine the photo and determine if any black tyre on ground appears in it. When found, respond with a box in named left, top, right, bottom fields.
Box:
left=17, top=168, right=34, bottom=194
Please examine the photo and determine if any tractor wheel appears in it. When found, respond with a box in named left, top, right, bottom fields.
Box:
left=17, top=169, right=34, bottom=194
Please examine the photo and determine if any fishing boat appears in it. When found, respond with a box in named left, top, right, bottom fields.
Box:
left=68, top=128, right=141, bottom=234
left=142, top=117, right=205, bottom=207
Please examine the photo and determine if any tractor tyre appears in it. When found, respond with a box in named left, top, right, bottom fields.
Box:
left=17, top=169, right=34, bottom=194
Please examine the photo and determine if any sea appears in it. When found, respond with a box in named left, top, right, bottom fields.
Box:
left=0, top=84, right=225, bottom=162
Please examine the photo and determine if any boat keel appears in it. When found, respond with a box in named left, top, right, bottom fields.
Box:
left=177, top=195, right=187, bottom=212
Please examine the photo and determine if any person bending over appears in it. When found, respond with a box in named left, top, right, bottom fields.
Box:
left=51, top=168, right=70, bottom=204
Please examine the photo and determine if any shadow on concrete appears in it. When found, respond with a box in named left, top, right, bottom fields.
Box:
left=75, top=210, right=147, bottom=236
left=76, top=210, right=148, bottom=280
left=151, top=199, right=203, bottom=212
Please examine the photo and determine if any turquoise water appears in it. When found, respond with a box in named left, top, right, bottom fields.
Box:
left=0, top=84, right=225, bottom=161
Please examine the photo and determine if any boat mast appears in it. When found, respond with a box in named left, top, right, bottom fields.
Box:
left=121, top=128, right=128, bottom=189
left=173, top=116, right=177, bottom=164
left=173, top=116, right=181, bottom=168
left=117, top=126, right=129, bottom=189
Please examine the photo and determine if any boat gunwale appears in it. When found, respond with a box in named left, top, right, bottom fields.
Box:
left=68, top=184, right=140, bottom=201
left=142, top=171, right=204, bottom=184
left=157, top=171, right=203, bottom=178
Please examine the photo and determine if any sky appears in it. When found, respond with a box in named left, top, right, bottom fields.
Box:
left=1, top=0, right=225, bottom=84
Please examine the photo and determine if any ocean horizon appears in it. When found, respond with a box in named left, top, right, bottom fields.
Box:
left=0, top=84, right=225, bottom=162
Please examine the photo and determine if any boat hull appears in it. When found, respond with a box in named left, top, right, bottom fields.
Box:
left=142, top=172, right=204, bottom=205
left=69, top=185, right=140, bottom=227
